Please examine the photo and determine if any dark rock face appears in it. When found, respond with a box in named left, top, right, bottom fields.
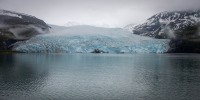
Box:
left=131, top=10, right=200, bottom=39
left=91, top=49, right=108, bottom=53
left=167, top=38, right=200, bottom=53
left=166, top=23, right=200, bottom=53
left=0, top=10, right=50, bottom=50
left=0, top=39, right=18, bottom=50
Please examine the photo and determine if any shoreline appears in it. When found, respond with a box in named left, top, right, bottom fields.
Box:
left=0, top=50, right=24, bottom=54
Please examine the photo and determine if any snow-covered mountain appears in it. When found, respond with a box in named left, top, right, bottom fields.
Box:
left=0, top=10, right=50, bottom=39
left=0, top=10, right=50, bottom=50
left=13, top=25, right=169, bottom=53
left=129, top=10, right=200, bottom=39
left=64, top=22, right=81, bottom=27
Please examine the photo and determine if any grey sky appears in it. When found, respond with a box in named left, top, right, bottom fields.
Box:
left=0, top=0, right=200, bottom=27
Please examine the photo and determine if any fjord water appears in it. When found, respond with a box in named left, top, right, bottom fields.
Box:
left=0, top=54, right=200, bottom=100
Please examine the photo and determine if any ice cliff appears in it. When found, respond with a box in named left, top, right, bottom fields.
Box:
left=13, top=25, right=169, bottom=53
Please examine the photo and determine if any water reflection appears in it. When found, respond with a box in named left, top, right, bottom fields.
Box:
left=0, top=54, right=200, bottom=100
left=0, top=54, right=49, bottom=99
left=140, top=54, right=200, bottom=100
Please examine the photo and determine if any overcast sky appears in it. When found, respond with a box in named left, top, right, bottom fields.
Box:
left=0, top=0, right=200, bottom=27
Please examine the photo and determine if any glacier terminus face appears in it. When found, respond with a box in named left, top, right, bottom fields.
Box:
left=12, top=25, right=170, bottom=53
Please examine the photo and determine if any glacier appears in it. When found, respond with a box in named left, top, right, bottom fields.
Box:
left=12, top=25, right=170, bottom=53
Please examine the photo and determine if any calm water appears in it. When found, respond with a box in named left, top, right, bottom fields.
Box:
left=0, top=53, right=200, bottom=100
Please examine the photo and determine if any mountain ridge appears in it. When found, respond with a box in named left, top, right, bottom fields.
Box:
left=128, top=9, right=200, bottom=39
left=0, top=9, right=50, bottom=50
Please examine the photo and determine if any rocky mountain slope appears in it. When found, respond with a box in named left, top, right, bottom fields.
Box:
left=127, top=9, right=200, bottom=53
left=0, top=10, right=50, bottom=50
left=130, top=10, right=200, bottom=39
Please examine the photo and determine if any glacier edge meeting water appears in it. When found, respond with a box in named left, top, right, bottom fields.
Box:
left=12, top=25, right=170, bottom=53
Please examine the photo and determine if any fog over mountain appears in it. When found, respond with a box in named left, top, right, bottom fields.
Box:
left=0, top=0, right=200, bottom=27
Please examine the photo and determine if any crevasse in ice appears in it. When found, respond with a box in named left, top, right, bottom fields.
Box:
left=12, top=25, right=170, bottom=53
